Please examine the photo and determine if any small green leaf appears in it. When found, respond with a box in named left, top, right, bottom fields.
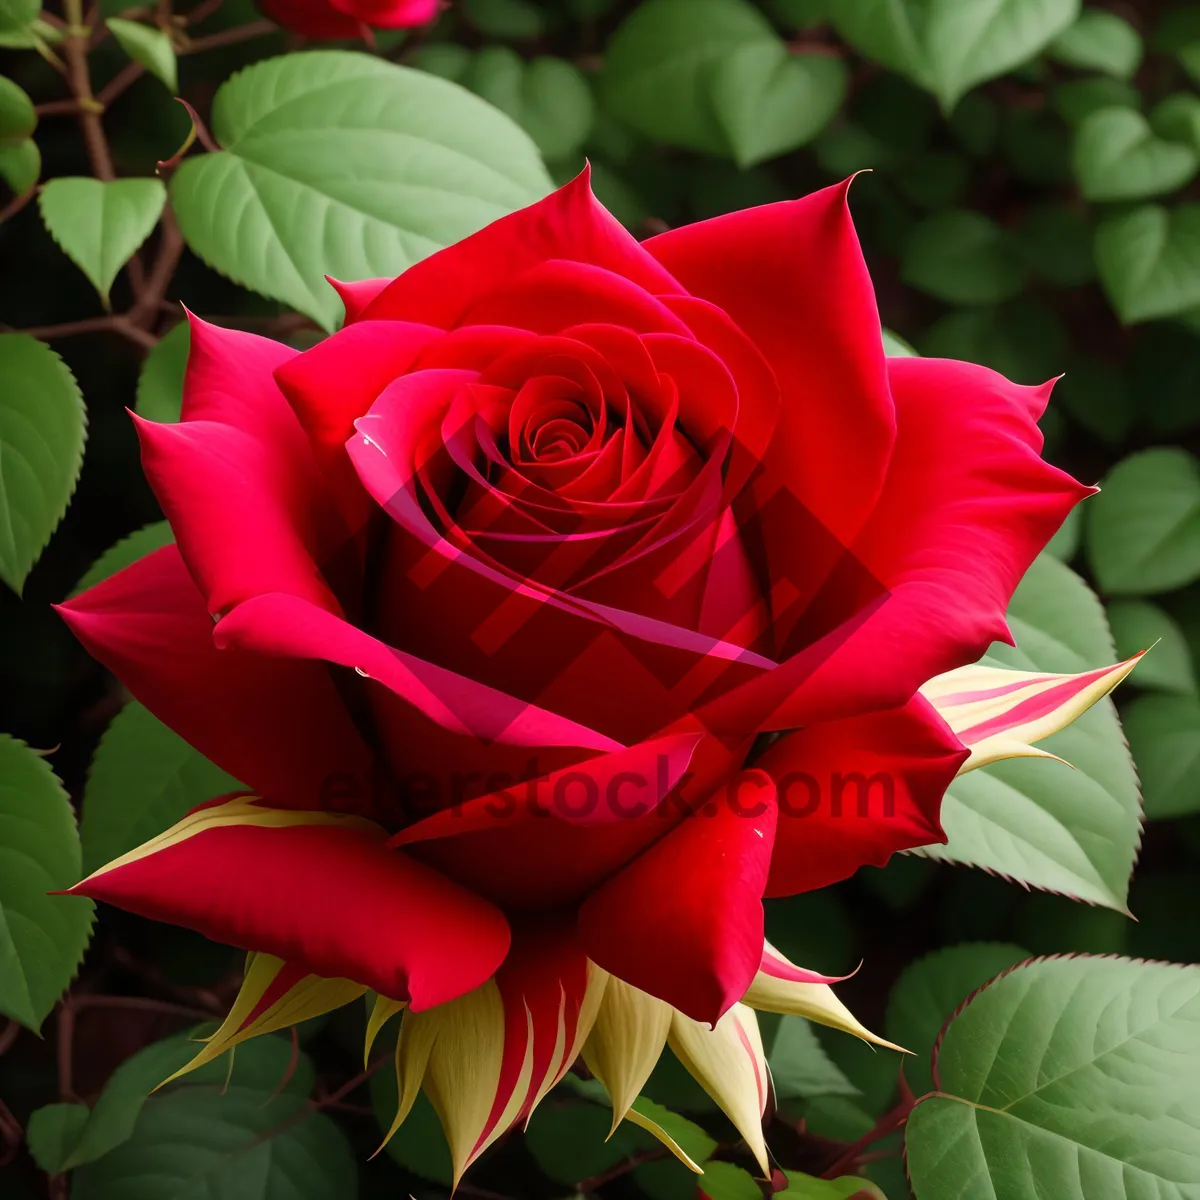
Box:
left=1087, top=447, right=1200, bottom=595
left=134, top=320, right=190, bottom=424
left=1151, top=93, right=1200, bottom=152
left=73, top=522, right=173, bottom=596
left=1095, top=203, right=1200, bottom=324
left=0, top=15, right=61, bottom=47
left=601, top=0, right=778, bottom=156
left=38, top=177, right=167, bottom=307
left=698, top=1161, right=761, bottom=1200
left=0, top=736, right=93, bottom=1031
left=464, top=49, right=594, bottom=161
left=833, top=0, right=1080, bottom=111
left=1074, top=106, right=1198, bottom=202
left=1048, top=9, right=1142, bottom=78
left=921, top=555, right=1141, bottom=909
left=768, top=1014, right=859, bottom=1100
left=1124, top=694, right=1200, bottom=819
left=710, top=44, right=847, bottom=167
left=882, top=327, right=918, bottom=357
left=1107, top=600, right=1197, bottom=694
left=170, top=51, right=551, bottom=331
left=526, top=1102, right=653, bottom=1184
left=81, top=701, right=241, bottom=876
left=1054, top=358, right=1130, bottom=444
left=1053, top=75, right=1140, bottom=125
left=1014, top=203, right=1095, bottom=288
left=906, top=957, right=1200, bottom=1200
left=0, top=76, right=36, bottom=144
left=0, top=136, right=38, bottom=194
left=462, top=0, right=547, bottom=39
left=886, top=942, right=1029, bottom=1096
left=901, top=210, right=1027, bottom=305
left=106, top=18, right=178, bottom=92
left=0, top=334, right=86, bottom=595
left=0, top=0, right=38, bottom=33
left=895, top=150, right=970, bottom=209
left=370, top=1071, right=453, bottom=1184
left=1045, top=503, right=1083, bottom=562
left=25, top=1104, right=89, bottom=1174
left=777, top=1172, right=886, bottom=1198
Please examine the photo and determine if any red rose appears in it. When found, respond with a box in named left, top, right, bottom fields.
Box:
left=261, top=0, right=440, bottom=38
left=60, top=171, right=1116, bottom=1180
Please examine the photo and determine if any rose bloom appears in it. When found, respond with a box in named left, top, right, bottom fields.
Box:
left=59, top=171, right=1135, bottom=1182
left=261, top=0, right=440, bottom=38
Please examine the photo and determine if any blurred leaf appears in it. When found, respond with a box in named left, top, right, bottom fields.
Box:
left=853, top=71, right=937, bottom=154
left=948, top=91, right=999, bottom=155
left=882, top=327, right=917, bottom=357
left=1095, top=203, right=1200, bottom=324
left=1003, top=106, right=1071, bottom=184
left=894, top=150, right=969, bottom=209
left=768, top=1014, right=859, bottom=1100
left=833, top=0, right=1080, bottom=111
left=1074, top=107, right=1198, bottom=202
left=710, top=44, right=847, bottom=167
left=766, top=0, right=829, bottom=30
left=601, top=0, right=780, bottom=156
left=25, top=1104, right=89, bottom=1174
left=1087, top=448, right=1200, bottom=594
left=1053, top=74, right=1140, bottom=125
left=73, top=522, right=173, bottom=596
left=1014, top=890, right=1129, bottom=956
left=1151, top=93, right=1200, bottom=151
left=526, top=1101, right=652, bottom=1184
left=920, top=299, right=1068, bottom=383
left=413, top=41, right=472, bottom=81
left=1014, top=203, right=1095, bottom=288
left=0, top=736, right=93, bottom=1030
left=1154, top=6, right=1200, bottom=82
left=370, top=1070, right=453, bottom=1185
left=135, top=320, right=190, bottom=424
left=776, top=1172, right=885, bottom=1198
left=0, top=333, right=86, bottom=594
left=81, top=700, right=242, bottom=875
left=38, top=177, right=166, bottom=307
left=1124, top=693, right=1200, bottom=819
left=0, top=76, right=35, bottom=144
left=901, top=210, right=1026, bottom=305
left=1048, top=9, right=1141, bottom=78
left=697, top=1161, right=761, bottom=1199
left=40, top=1030, right=313, bottom=1172
left=0, top=0, right=37, bottom=32
left=0, top=136, right=37, bottom=192
left=106, top=18, right=177, bottom=92
left=72, top=1083, right=354, bottom=1199
left=1130, top=322, right=1200, bottom=435
left=1107, top=600, right=1197, bottom=694
left=1054, top=358, right=1130, bottom=443
left=1045, top=503, right=1083, bottom=562
left=465, top=49, right=594, bottom=161
left=905, top=958, right=1200, bottom=1200
left=886, top=942, right=1028, bottom=1096
left=170, top=51, right=551, bottom=331
left=463, top=0, right=548, bottom=38
left=813, top=121, right=901, bottom=176
left=922, top=555, right=1142, bottom=909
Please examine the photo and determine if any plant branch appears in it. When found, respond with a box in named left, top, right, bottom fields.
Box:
left=16, top=313, right=159, bottom=349
left=96, top=59, right=145, bottom=107
left=62, top=0, right=115, bottom=182
left=183, top=17, right=276, bottom=52
left=0, top=185, right=37, bottom=226
left=0, top=1020, right=19, bottom=1057
left=129, top=204, right=184, bottom=328
left=818, top=1097, right=912, bottom=1179
left=0, top=1098, right=22, bottom=1168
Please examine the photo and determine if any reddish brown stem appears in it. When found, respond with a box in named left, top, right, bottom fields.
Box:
left=17, top=314, right=158, bottom=349
left=62, top=3, right=115, bottom=182
left=0, top=1020, right=19, bottom=1058
left=96, top=59, right=145, bottom=107
left=129, top=205, right=184, bottom=328
left=819, top=1097, right=913, bottom=1179
left=0, top=186, right=37, bottom=226
left=184, top=17, right=276, bottom=52
left=35, top=97, right=85, bottom=115
left=0, top=1098, right=22, bottom=1168
left=186, top=0, right=225, bottom=26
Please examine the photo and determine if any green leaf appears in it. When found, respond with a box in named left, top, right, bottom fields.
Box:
left=1124, top=694, right=1200, bottom=819
left=38, top=178, right=167, bottom=307
left=885, top=942, right=1029, bottom=1096
left=1048, top=9, right=1142, bottom=78
left=709, top=43, right=847, bottom=167
left=0, top=333, right=86, bottom=595
left=464, top=49, right=594, bottom=161
left=777, top=1173, right=886, bottom=1198
left=1096, top=203, right=1200, bottom=324
left=1014, top=203, right=1095, bottom=288
left=1107, top=600, right=1197, bottom=694
left=371, top=1073, right=453, bottom=1185
left=525, top=1101, right=653, bottom=1185
left=1053, top=74, right=1140, bottom=125
left=920, top=555, right=1142, bottom=910
left=26, top=1104, right=90, bottom=1174
left=833, top=0, right=1080, bottom=111
left=901, top=210, right=1027, bottom=305
left=601, top=0, right=778, bottom=156
left=0, top=76, right=36, bottom=144
left=462, top=0, right=547, bottom=39
left=1074, top=107, right=1198, bottom=202
left=0, top=137, right=39, bottom=193
left=1045, top=503, right=1082, bottom=562
left=106, top=18, right=178, bottom=93
left=72, top=1082, right=353, bottom=1200
left=0, top=15, right=61, bottom=47
left=768, top=1013, right=859, bottom=1100
left=1087, top=448, right=1200, bottom=594
left=882, top=327, right=918, bottom=357
left=919, top=300, right=1068, bottom=384
left=0, top=736, right=93, bottom=1031
left=906, top=957, right=1200, bottom=1200
left=170, top=51, right=551, bottom=331
left=1054, top=359, right=1130, bottom=444
left=1152, top=93, right=1200, bottom=152
left=57, top=1029, right=314, bottom=1171
left=73, top=522, right=174, bottom=596
left=0, top=0, right=38, bottom=33
left=81, top=701, right=241, bottom=876
left=135, top=320, right=190, bottom=424
left=895, top=150, right=970, bottom=209
left=697, top=1161, right=761, bottom=1200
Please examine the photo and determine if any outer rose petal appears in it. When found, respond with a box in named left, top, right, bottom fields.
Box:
left=645, top=179, right=896, bottom=561
left=68, top=796, right=510, bottom=1010
left=756, top=695, right=968, bottom=896
left=361, top=169, right=682, bottom=327
left=331, top=0, right=440, bottom=28
left=578, top=771, right=777, bottom=1025
left=259, top=0, right=362, bottom=36
left=327, top=276, right=392, bottom=323
left=56, top=545, right=380, bottom=812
